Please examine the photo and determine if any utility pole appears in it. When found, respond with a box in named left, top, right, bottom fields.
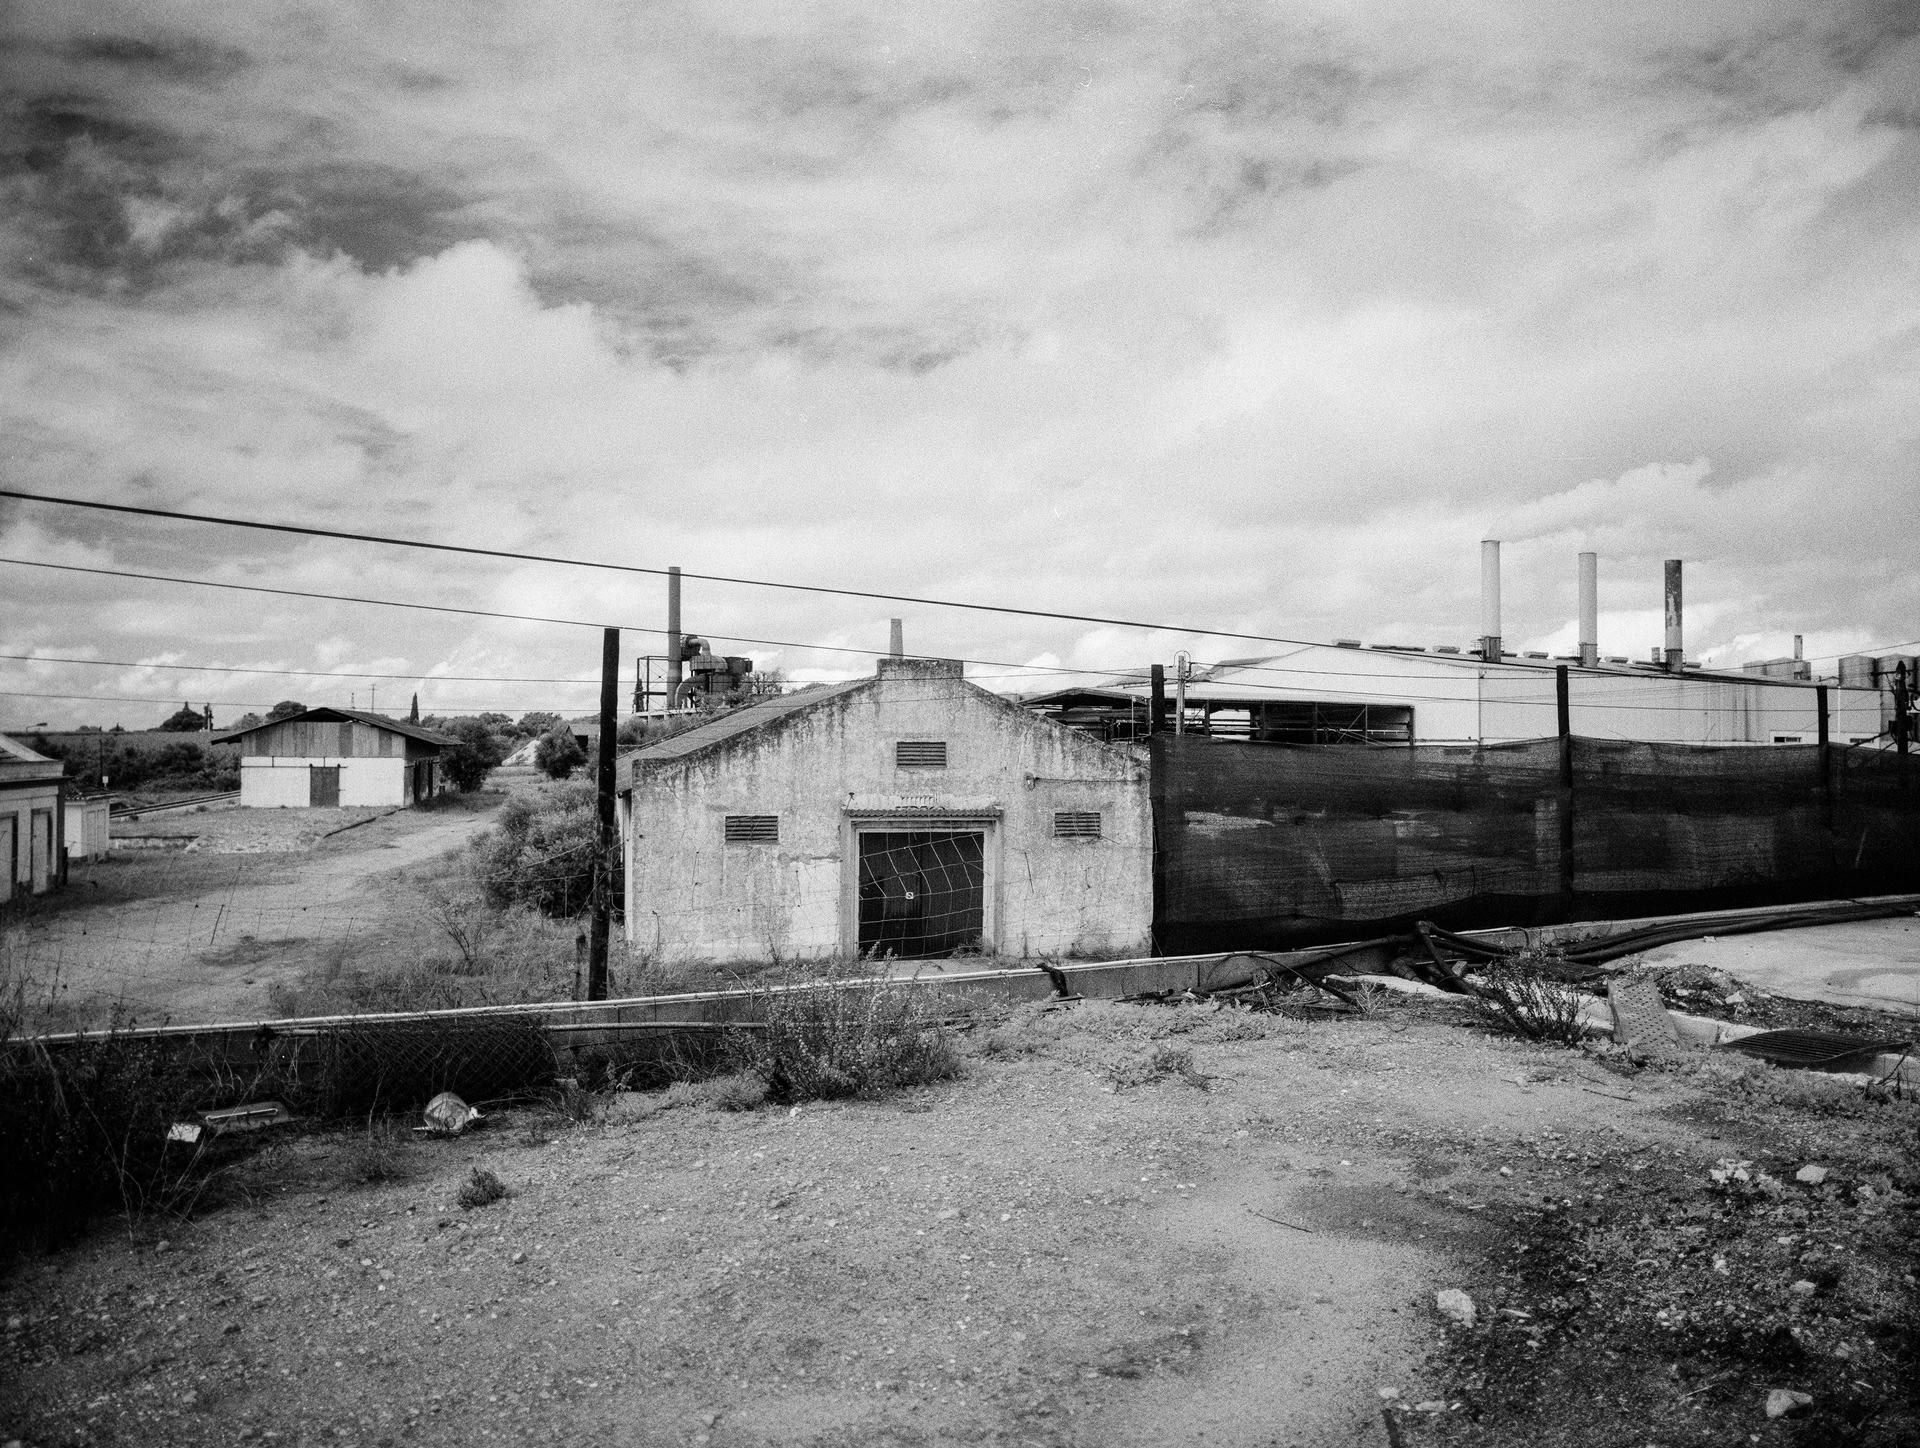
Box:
left=588, top=627, right=619, bottom=1001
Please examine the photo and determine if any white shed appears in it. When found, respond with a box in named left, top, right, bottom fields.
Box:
left=1, top=733, right=65, bottom=901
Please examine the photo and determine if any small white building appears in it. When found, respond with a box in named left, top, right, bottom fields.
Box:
left=1, top=733, right=64, bottom=901
left=618, top=657, right=1152, bottom=966
left=63, top=795, right=111, bottom=861
left=213, top=708, right=455, bottom=808
left=1025, top=645, right=1889, bottom=747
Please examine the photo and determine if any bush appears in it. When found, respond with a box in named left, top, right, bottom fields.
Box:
left=724, top=965, right=962, bottom=1103
left=471, top=785, right=607, bottom=918
left=1470, top=951, right=1595, bottom=1045
left=458, top=1167, right=509, bottom=1210
left=533, top=726, right=587, bottom=780
left=440, top=718, right=507, bottom=793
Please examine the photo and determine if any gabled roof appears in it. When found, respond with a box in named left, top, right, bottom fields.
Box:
left=1, top=732, right=57, bottom=764
left=212, top=706, right=456, bottom=748
left=623, top=678, right=872, bottom=768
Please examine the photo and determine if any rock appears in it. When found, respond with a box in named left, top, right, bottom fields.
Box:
left=1435, top=1290, right=1476, bottom=1328
left=1795, top=1165, right=1829, bottom=1185
left=511, top=1251, right=526, bottom=1265
left=1791, top=1280, right=1816, bottom=1296
left=937, top=1208, right=961, bottom=1220
left=1765, top=1389, right=1812, bottom=1419
left=1498, top=1166, right=1513, bottom=1177
left=1376, top=1387, right=1401, bottom=1401
left=1414, top=1401, right=1447, bottom=1413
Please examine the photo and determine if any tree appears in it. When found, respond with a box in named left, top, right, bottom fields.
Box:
left=533, top=725, right=587, bottom=780
left=230, top=712, right=264, bottom=731
left=159, top=702, right=204, bottom=732
left=408, top=693, right=420, bottom=724
left=266, top=700, right=306, bottom=722
left=514, top=711, right=565, bottom=740
left=439, top=718, right=506, bottom=793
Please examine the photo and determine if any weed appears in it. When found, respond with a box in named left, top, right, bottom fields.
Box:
left=457, top=1167, right=509, bottom=1210
left=340, top=1117, right=416, bottom=1186
left=1107, top=1042, right=1214, bottom=1091
left=1470, top=951, right=1594, bottom=1046
left=548, top=1078, right=605, bottom=1125
left=724, top=964, right=962, bottom=1103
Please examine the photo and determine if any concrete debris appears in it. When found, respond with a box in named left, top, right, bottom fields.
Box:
left=1796, top=1164, right=1830, bottom=1185
left=1765, top=1389, right=1813, bottom=1419
left=1790, top=1280, right=1817, bottom=1296
left=1434, top=1289, right=1476, bottom=1328
left=1608, top=978, right=1685, bottom=1060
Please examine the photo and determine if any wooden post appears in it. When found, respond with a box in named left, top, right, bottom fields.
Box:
left=1556, top=666, right=1575, bottom=914
left=1149, top=665, right=1166, bottom=736
left=588, top=627, right=619, bottom=1001
left=1895, top=661, right=1911, bottom=788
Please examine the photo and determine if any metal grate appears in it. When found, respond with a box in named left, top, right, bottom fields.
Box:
left=1053, top=811, right=1102, bottom=838
left=895, top=741, right=948, bottom=768
left=724, top=815, right=779, bottom=843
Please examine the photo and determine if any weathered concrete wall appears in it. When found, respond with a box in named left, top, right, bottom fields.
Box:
left=625, top=659, right=1152, bottom=965
left=239, top=756, right=407, bottom=808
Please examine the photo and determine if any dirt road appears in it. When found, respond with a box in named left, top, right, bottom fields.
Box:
left=18, top=805, right=498, bottom=1030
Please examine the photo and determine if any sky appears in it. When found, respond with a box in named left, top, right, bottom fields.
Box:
left=2, top=0, right=1917, bottom=729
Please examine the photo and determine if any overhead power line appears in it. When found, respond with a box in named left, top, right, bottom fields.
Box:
left=0, top=652, right=603, bottom=686
left=0, top=487, right=1331, bottom=650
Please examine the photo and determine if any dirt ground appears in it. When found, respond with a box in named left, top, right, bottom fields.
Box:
left=4, top=997, right=1915, bottom=1448
left=13, top=794, right=508, bottom=1031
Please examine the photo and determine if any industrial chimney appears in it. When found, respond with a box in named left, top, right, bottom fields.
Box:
left=665, top=565, right=683, bottom=705
left=1663, top=559, right=1683, bottom=672
left=889, top=619, right=904, bottom=659
left=1578, top=552, right=1598, bottom=668
left=1479, top=540, right=1502, bottom=661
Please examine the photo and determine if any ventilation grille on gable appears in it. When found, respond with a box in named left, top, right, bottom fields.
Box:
left=1053, top=811, right=1102, bottom=838
left=724, top=815, right=779, bottom=843
left=895, top=741, right=948, bottom=768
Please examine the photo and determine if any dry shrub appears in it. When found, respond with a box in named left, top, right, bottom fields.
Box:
left=1470, top=951, right=1594, bottom=1046
left=340, top=1117, right=416, bottom=1186
left=1107, top=1042, right=1213, bottom=1091
left=457, top=1167, right=508, bottom=1209
left=725, top=966, right=961, bottom=1103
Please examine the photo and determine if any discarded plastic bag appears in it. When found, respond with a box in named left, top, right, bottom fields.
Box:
left=421, top=1092, right=483, bottom=1136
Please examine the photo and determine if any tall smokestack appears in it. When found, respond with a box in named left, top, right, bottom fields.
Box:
left=1578, top=552, right=1598, bottom=668
left=1793, top=634, right=1803, bottom=662
left=1479, top=539, right=1502, bottom=661
left=889, top=619, right=904, bottom=659
left=665, top=565, right=682, bottom=706
left=1663, top=559, right=1683, bottom=672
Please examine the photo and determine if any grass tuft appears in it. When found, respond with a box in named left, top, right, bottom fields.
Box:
left=724, top=964, right=961, bottom=1103
left=1470, top=951, right=1594, bottom=1046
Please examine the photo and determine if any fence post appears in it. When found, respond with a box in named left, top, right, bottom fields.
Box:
left=1556, top=666, right=1575, bottom=916
left=1149, top=664, right=1166, bottom=736
left=1897, top=661, right=1911, bottom=789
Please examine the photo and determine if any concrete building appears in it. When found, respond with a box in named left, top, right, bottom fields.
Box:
left=618, top=656, right=1152, bottom=965
left=1023, top=644, right=1889, bottom=748
left=1, top=733, right=65, bottom=902
left=213, top=708, right=455, bottom=808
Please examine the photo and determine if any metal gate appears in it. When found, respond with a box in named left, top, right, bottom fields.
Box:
left=856, top=830, right=985, bottom=958
left=309, top=766, right=341, bottom=807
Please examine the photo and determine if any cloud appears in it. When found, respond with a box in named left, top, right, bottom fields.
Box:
left=1, top=0, right=1918, bottom=725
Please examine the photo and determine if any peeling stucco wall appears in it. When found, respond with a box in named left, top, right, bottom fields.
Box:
left=623, top=659, right=1152, bottom=965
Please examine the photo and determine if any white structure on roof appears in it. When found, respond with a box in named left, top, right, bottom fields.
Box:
left=1024, top=644, right=1889, bottom=747
left=618, top=657, right=1152, bottom=966
left=213, top=708, right=455, bottom=808
left=1, top=733, right=65, bottom=901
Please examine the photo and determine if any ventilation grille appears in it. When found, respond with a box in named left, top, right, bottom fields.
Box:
left=723, top=815, right=779, bottom=843
left=895, top=741, right=948, bottom=768
left=1053, top=811, right=1103, bottom=839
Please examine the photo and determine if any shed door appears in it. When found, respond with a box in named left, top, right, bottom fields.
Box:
left=310, top=766, right=341, bottom=807
left=30, top=810, right=52, bottom=891
left=857, top=831, right=985, bottom=958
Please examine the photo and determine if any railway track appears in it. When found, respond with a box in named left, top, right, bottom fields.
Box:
left=109, top=790, right=241, bottom=820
